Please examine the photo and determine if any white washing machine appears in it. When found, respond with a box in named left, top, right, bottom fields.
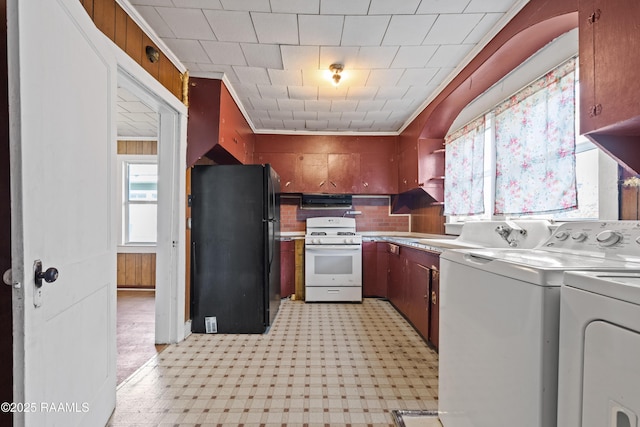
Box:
left=558, top=271, right=640, bottom=427
left=438, top=221, right=640, bottom=427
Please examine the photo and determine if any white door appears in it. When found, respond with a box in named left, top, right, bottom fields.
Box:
left=8, top=0, right=117, bottom=425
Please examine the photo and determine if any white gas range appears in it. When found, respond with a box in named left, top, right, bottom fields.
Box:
left=304, top=217, right=362, bottom=302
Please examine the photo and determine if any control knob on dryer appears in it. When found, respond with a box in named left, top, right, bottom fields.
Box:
left=571, top=232, right=588, bottom=242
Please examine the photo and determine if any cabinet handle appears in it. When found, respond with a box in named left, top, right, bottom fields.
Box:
left=431, top=291, right=437, bottom=305
left=330, top=181, right=337, bottom=187
left=285, top=181, right=291, bottom=187
left=362, top=181, right=369, bottom=187
left=587, top=9, right=601, bottom=24
left=319, top=180, right=325, bottom=187
left=418, top=182, right=424, bottom=187
left=589, top=104, right=602, bottom=117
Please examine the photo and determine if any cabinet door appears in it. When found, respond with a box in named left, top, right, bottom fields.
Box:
left=407, top=260, right=430, bottom=341
left=362, top=241, right=378, bottom=297
left=375, top=243, right=389, bottom=298
left=255, top=152, right=298, bottom=192
left=360, top=151, right=398, bottom=194
left=387, top=248, right=404, bottom=308
left=297, top=153, right=328, bottom=192
left=398, top=146, right=418, bottom=193
left=429, top=264, right=440, bottom=351
left=328, top=153, right=360, bottom=193
left=580, top=0, right=640, bottom=134
left=280, top=240, right=295, bottom=297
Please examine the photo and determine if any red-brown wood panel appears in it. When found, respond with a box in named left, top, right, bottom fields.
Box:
left=280, top=240, right=295, bottom=297
left=114, top=4, right=127, bottom=50
left=328, top=153, right=360, bottom=193
left=254, top=152, right=298, bottom=192
left=362, top=241, right=378, bottom=297
left=360, top=151, right=397, bottom=194
left=297, top=153, right=328, bottom=192
left=578, top=0, right=596, bottom=134
left=375, top=243, right=389, bottom=298
left=187, top=78, right=222, bottom=167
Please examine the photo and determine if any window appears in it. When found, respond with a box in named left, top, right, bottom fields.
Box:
left=446, top=57, right=618, bottom=223
left=123, top=160, right=157, bottom=244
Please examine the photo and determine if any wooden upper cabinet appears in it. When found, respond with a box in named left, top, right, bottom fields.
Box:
left=328, top=153, right=360, bottom=193
left=396, top=138, right=445, bottom=202
left=298, top=153, right=328, bottom=192
left=579, top=0, right=640, bottom=173
left=360, top=151, right=398, bottom=194
left=255, top=152, right=298, bottom=191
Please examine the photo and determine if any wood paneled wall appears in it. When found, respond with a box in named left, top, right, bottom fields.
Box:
left=80, top=0, right=184, bottom=101
left=117, top=253, right=156, bottom=289
left=117, top=140, right=157, bottom=155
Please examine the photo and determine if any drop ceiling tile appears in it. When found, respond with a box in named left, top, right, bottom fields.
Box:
left=427, top=44, right=473, bottom=67
left=320, top=0, right=370, bottom=15
left=416, top=0, right=471, bottom=13
left=464, top=13, right=503, bottom=43
left=366, top=69, right=404, bottom=86
left=305, top=100, right=332, bottom=111
left=374, top=86, right=409, bottom=100
left=384, top=99, right=415, bottom=110
left=162, top=39, right=210, bottom=62
left=423, top=14, right=484, bottom=45
left=233, top=66, right=271, bottom=84
left=293, top=110, right=318, bottom=120
left=306, top=120, right=329, bottom=129
left=391, top=46, right=438, bottom=68
left=281, top=46, right=319, bottom=70
left=299, top=15, right=344, bottom=46
left=289, top=86, right=318, bottom=100
left=336, top=69, right=369, bottom=87
left=171, top=0, right=222, bottom=8
left=248, top=109, right=271, bottom=119
left=203, top=10, right=257, bottom=42
left=269, top=110, right=294, bottom=120
left=271, top=0, right=319, bottom=13
left=341, top=111, right=366, bottom=120
left=349, top=120, right=373, bottom=128
left=342, top=16, right=390, bottom=46
left=320, top=47, right=360, bottom=69
left=347, top=86, right=378, bottom=100
left=318, top=85, right=348, bottom=100
left=241, top=44, right=283, bottom=68
left=260, top=119, right=286, bottom=128
left=193, top=64, right=236, bottom=80
left=252, top=13, right=299, bottom=44
left=156, top=7, right=216, bottom=40
left=317, top=111, right=342, bottom=120
left=354, top=46, right=398, bottom=68
left=129, top=0, right=173, bottom=6
left=220, top=0, right=270, bottom=11
left=382, top=15, right=437, bottom=46
left=356, top=100, right=386, bottom=111
left=249, top=97, right=279, bottom=110
left=282, top=119, right=308, bottom=128
left=200, top=41, right=247, bottom=65
left=257, top=85, right=289, bottom=98
left=268, top=69, right=303, bottom=86
left=365, top=110, right=391, bottom=121
left=277, top=99, right=305, bottom=110
left=369, top=0, right=421, bottom=14
left=133, top=6, right=176, bottom=38
left=397, top=68, right=439, bottom=86
left=330, top=100, right=358, bottom=112
left=302, top=69, right=328, bottom=87
left=235, top=84, right=261, bottom=98
left=465, top=0, right=516, bottom=13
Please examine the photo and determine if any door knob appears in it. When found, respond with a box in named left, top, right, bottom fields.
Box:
left=34, top=260, right=58, bottom=288
left=3, top=269, right=11, bottom=286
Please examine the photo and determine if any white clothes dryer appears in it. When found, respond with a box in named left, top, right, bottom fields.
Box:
left=438, top=221, right=640, bottom=427
left=557, top=271, right=640, bottom=427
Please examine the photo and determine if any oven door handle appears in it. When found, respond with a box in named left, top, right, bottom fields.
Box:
left=305, top=245, right=362, bottom=251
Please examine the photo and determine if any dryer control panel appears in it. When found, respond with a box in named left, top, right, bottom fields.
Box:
left=542, top=221, right=640, bottom=259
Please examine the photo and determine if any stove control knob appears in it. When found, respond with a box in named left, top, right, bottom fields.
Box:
left=313, top=238, right=321, bottom=244
left=596, top=230, right=622, bottom=247
left=554, top=231, right=570, bottom=241
left=571, top=232, right=588, bottom=242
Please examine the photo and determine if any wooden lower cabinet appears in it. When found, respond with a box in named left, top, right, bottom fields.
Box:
left=376, top=242, right=439, bottom=350
left=280, top=240, right=295, bottom=298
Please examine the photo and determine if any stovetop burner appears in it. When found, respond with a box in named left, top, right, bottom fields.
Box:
left=310, top=232, right=327, bottom=236
left=337, top=232, right=356, bottom=235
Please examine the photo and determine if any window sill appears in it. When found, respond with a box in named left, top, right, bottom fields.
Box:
left=118, top=245, right=157, bottom=254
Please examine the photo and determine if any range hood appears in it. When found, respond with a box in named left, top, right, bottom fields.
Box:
left=300, top=194, right=352, bottom=210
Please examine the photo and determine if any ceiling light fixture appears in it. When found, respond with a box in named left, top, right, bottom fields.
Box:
left=329, top=63, right=344, bottom=86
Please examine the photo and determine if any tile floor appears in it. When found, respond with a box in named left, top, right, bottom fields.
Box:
left=109, top=298, right=439, bottom=426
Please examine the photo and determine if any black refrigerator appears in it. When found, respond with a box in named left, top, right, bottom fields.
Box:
left=190, top=164, right=281, bottom=334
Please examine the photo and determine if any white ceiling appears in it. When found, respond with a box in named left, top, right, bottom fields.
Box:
left=117, top=87, right=158, bottom=138
left=127, top=0, right=528, bottom=134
